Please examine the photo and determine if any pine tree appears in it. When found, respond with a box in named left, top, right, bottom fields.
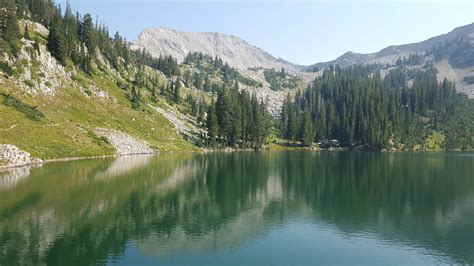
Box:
left=2, top=3, right=20, bottom=54
left=47, top=17, right=66, bottom=64
left=173, top=79, right=181, bottom=103
left=216, top=89, right=232, bottom=145
left=183, top=69, right=191, bottom=85
left=195, top=93, right=206, bottom=124
left=81, top=14, right=96, bottom=54
left=280, top=93, right=292, bottom=138
left=204, top=75, right=211, bottom=92
left=230, top=98, right=242, bottom=147
left=130, top=85, right=140, bottom=109
left=33, top=36, right=40, bottom=54
left=151, top=82, right=158, bottom=103
left=193, top=73, right=202, bottom=90
left=287, top=107, right=298, bottom=140
left=160, top=82, right=165, bottom=96
left=206, top=100, right=218, bottom=146
left=81, top=53, right=93, bottom=75
left=23, top=24, right=30, bottom=39
left=301, top=107, right=314, bottom=146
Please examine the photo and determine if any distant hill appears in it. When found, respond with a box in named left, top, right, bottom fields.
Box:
left=306, top=23, right=474, bottom=98
left=308, top=23, right=474, bottom=69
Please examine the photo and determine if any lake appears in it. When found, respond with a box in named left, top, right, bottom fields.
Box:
left=1, top=151, right=473, bottom=265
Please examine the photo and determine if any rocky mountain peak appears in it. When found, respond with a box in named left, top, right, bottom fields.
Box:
left=131, top=26, right=302, bottom=72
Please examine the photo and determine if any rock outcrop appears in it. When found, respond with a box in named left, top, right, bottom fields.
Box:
left=0, top=144, right=43, bottom=168
left=150, top=103, right=204, bottom=142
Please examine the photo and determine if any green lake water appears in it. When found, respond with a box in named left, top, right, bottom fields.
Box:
left=1, top=151, right=473, bottom=265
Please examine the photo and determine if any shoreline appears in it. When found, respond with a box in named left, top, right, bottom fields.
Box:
left=0, top=153, right=143, bottom=171
left=0, top=148, right=205, bottom=171
left=0, top=147, right=293, bottom=170
left=1, top=146, right=472, bottom=171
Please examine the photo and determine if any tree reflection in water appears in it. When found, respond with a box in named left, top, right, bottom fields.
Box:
left=0, top=152, right=473, bottom=265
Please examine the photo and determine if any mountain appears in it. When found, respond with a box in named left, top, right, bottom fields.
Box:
left=309, top=23, right=474, bottom=69
left=131, top=26, right=302, bottom=72
left=306, top=23, right=474, bottom=98
left=133, top=24, right=474, bottom=98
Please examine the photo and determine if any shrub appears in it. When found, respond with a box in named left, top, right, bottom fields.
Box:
left=87, top=131, right=110, bottom=146
left=0, top=62, right=14, bottom=77
left=24, top=80, right=34, bottom=87
left=0, top=92, right=45, bottom=121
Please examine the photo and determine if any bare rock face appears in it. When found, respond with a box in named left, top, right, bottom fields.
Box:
left=0, top=144, right=43, bottom=168
left=131, top=26, right=302, bottom=72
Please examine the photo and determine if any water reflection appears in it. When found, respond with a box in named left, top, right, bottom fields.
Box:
left=95, top=155, right=154, bottom=180
left=0, top=152, right=473, bottom=265
left=0, top=165, right=40, bottom=190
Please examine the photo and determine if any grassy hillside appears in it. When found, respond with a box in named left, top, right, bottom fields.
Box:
left=0, top=61, right=196, bottom=160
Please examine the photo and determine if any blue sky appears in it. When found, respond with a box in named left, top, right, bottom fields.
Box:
left=58, top=0, right=473, bottom=65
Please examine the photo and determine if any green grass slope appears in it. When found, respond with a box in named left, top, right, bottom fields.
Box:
left=0, top=70, right=196, bottom=160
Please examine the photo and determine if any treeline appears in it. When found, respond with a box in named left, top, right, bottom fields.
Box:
left=395, top=54, right=424, bottom=66
left=280, top=65, right=473, bottom=150
left=426, top=36, right=474, bottom=68
left=183, top=52, right=261, bottom=89
left=22, top=0, right=133, bottom=73
left=140, top=51, right=180, bottom=77
left=181, top=53, right=272, bottom=149
left=116, top=63, right=184, bottom=110
left=106, top=51, right=270, bottom=150
left=263, top=67, right=300, bottom=91
left=206, top=83, right=271, bottom=148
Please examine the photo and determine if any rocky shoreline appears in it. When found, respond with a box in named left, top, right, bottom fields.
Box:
left=0, top=144, right=44, bottom=170
left=2, top=141, right=470, bottom=171
left=0, top=129, right=156, bottom=170
left=0, top=151, right=155, bottom=171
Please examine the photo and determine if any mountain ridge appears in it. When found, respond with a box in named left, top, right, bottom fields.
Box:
left=307, top=22, right=474, bottom=70
left=134, top=23, right=474, bottom=69
left=131, top=26, right=303, bottom=72
left=132, top=23, right=474, bottom=98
